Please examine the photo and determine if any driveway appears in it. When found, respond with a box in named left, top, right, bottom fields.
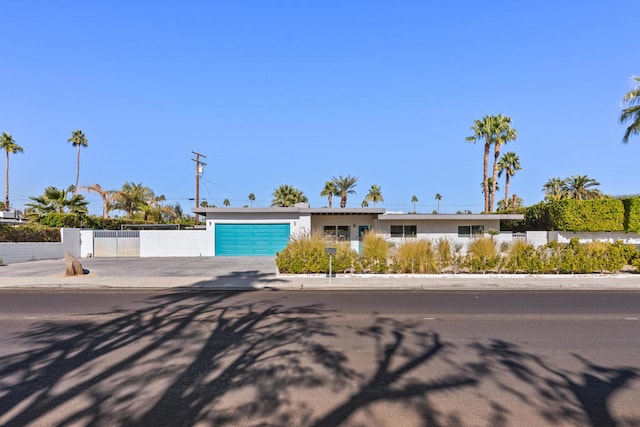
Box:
left=0, top=257, right=278, bottom=278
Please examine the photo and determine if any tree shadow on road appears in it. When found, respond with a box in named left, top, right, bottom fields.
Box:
left=0, top=286, right=638, bottom=426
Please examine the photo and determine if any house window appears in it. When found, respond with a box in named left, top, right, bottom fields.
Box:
left=458, top=225, right=484, bottom=237
left=390, top=225, right=417, bottom=238
left=324, top=225, right=350, bottom=240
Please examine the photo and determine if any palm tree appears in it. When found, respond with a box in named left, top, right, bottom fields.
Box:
left=271, top=184, right=308, bottom=207
left=1, top=132, right=23, bottom=211
left=144, top=195, right=177, bottom=222
left=620, top=76, right=640, bottom=143
left=83, top=183, right=116, bottom=219
left=411, top=195, right=418, bottom=213
left=223, top=198, right=231, bottom=207
left=67, top=130, right=88, bottom=197
left=435, top=193, right=442, bottom=213
left=361, top=200, right=369, bottom=208
left=543, top=177, right=567, bottom=201
left=248, top=193, right=255, bottom=207
left=332, top=175, right=358, bottom=208
left=365, top=184, right=383, bottom=207
left=497, top=195, right=524, bottom=211
left=26, top=185, right=88, bottom=217
left=320, top=181, right=338, bottom=208
left=497, top=152, right=522, bottom=209
left=466, top=114, right=517, bottom=212
left=113, top=182, right=155, bottom=217
left=481, top=178, right=500, bottom=200
left=563, top=175, right=602, bottom=200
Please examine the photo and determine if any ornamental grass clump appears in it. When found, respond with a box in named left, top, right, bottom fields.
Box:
left=332, top=241, right=358, bottom=273
left=393, top=239, right=438, bottom=274
left=359, top=232, right=389, bottom=273
left=276, top=232, right=358, bottom=274
left=465, top=237, right=500, bottom=273
left=436, top=238, right=453, bottom=271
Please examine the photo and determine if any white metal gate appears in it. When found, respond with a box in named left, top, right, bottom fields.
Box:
left=93, top=230, right=140, bottom=257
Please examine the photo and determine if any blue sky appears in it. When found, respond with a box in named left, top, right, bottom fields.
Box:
left=2, top=1, right=639, bottom=216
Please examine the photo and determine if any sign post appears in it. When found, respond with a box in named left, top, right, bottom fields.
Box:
left=325, top=247, right=337, bottom=284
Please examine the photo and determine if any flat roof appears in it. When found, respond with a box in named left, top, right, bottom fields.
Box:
left=378, top=213, right=524, bottom=221
left=192, top=207, right=386, bottom=215
left=192, top=207, right=523, bottom=220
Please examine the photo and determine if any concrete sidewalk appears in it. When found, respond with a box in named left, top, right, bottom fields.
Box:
left=1, top=257, right=640, bottom=290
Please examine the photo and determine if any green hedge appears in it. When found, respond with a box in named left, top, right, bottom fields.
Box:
left=623, top=198, right=640, bottom=232
left=33, top=213, right=157, bottom=230
left=551, top=199, right=624, bottom=232
left=523, top=198, right=640, bottom=232
left=0, top=224, right=61, bottom=242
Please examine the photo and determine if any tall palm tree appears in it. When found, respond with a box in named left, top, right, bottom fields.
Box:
left=1, top=132, right=23, bottom=211
left=620, top=76, right=640, bottom=143
left=320, top=181, right=338, bottom=208
left=248, top=193, right=255, bottom=207
left=26, top=185, right=88, bottom=217
left=332, top=175, right=358, bottom=208
left=271, top=184, right=308, bottom=207
left=67, top=130, right=88, bottom=196
left=435, top=193, right=442, bottom=213
left=466, top=114, right=517, bottom=212
left=563, top=175, right=602, bottom=200
left=542, top=177, right=567, bottom=201
left=365, top=184, right=383, bottom=207
left=83, top=184, right=116, bottom=219
left=411, top=195, right=418, bottom=213
left=497, top=151, right=522, bottom=209
left=113, top=182, right=155, bottom=217
left=481, top=178, right=500, bottom=200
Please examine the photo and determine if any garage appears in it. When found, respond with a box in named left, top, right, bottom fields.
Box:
left=214, top=223, right=291, bottom=256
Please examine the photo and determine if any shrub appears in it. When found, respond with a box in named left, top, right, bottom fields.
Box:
left=275, top=232, right=358, bottom=274
left=276, top=232, right=326, bottom=274
left=358, top=232, right=389, bottom=273
left=556, top=239, right=629, bottom=274
left=623, top=198, right=640, bottom=232
left=436, top=238, right=453, bottom=272
left=332, top=241, right=358, bottom=273
left=0, top=224, right=61, bottom=242
left=505, top=239, right=542, bottom=273
left=465, top=237, right=500, bottom=273
left=393, top=239, right=438, bottom=274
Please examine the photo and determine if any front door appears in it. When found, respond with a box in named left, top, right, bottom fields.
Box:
left=358, top=225, right=370, bottom=253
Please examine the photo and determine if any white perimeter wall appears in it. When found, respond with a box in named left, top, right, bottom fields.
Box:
left=140, top=230, right=213, bottom=257
left=0, top=228, right=81, bottom=264
left=549, top=231, right=640, bottom=245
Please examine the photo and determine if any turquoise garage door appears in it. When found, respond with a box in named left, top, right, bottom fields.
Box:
left=215, top=223, right=291, bottom=256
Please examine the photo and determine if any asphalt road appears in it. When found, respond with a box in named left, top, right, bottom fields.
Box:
left=0, top=290, right=638, bottom=427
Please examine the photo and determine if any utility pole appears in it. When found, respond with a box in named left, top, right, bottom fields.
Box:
left=192, top=151, right=207, bottom=225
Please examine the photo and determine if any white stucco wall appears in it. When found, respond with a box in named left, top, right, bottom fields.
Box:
left=80, top=229, right=94, bottom=257
left=140, top=230, right=213, bottom=257
left=377, top=218, right=505, bottom=253
left=526, top=231, right=549, bottom=248
left=0, top=228, right=81, bottom=264
left=309, top=216, right=378, bottom=234
left=549, top=231, right=640, bottom=245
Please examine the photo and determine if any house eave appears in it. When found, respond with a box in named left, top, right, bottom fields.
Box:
left=377, top=214, right=524, bottom=221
